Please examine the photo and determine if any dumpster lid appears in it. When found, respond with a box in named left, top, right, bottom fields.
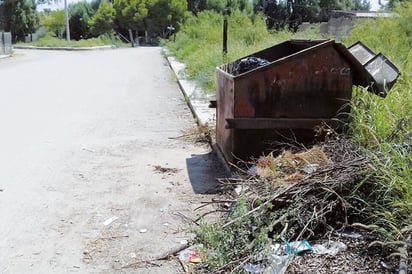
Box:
left=347, top=42, right=400, bottom=97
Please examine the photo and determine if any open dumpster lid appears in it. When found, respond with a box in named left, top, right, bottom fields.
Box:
left=347, top=42, right=400, bottom=97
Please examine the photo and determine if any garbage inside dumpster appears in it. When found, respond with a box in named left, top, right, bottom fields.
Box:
left=233, top=57, right=270, bottom=76
left=215, top=39, right=400, bottom=164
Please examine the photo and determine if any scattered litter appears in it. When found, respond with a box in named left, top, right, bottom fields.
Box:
left=124, top=224, right=128, bottom=228
left=128, top=252, right=137, bottom=258
left=312, top=241, right=347, bottom=256
left=139, top=229, right=148, bottom=233
left=103, top=216, right=119, bottom=226
left=380, top=261, right=390, bottom=269
left=178, top=245, right=203, bottom=264
left=286, top=240, right=312, bottom=254
left=179, top=239, right=189, bottom=245
left=163, top=222, right=170, bottom=227
left=234, top=185, right=243, bottom=195
left=271, top=240, right=312, bottom=255
left=233, top=57, right=270, bottom=75
left=153, top=165, right=180, bottom=174
left=265, top=254, right=294, bottom=274
left=302, top=164, right=319, bottom=174
left=247, top=165, right=257, bottom=175
left=159, top=208, right=165, bottom=212
left=340, top=230, right=363, bottom=240
left=243, top=263, right=265, bottom=274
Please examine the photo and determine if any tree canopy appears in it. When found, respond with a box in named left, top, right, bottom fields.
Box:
left=89, top=0, right=116, bottom=36
left=2, top=0, right=39, bottom=41
left=40, top=10, right=65, bottom=38
left=69, top=1, right=95, bottom=40
left=255, top=0, right=371, bottom=30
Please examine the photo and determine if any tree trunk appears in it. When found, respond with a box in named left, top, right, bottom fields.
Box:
left=128, top=28, right=134, bottom=47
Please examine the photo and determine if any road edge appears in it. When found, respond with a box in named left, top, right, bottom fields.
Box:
left=164, top=49, right=232, bottom=175
left=13, top=45, right=114, bottom=51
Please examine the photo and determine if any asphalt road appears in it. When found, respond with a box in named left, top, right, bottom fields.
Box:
left=0, top=48, right=223, bottom=273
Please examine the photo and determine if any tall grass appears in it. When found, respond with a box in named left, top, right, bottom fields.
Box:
left=341, top=2, right=412, bottom=241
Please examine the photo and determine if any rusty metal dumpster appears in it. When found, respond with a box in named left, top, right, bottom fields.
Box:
left=215, top=39, right=399, bottom=164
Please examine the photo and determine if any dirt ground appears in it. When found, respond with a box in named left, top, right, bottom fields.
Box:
left=0, top=48, right=227, bottom=273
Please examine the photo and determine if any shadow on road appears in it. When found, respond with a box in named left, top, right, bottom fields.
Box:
left=185, top=150, right=229, bottom=194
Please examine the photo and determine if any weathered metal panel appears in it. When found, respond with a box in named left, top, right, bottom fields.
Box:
left=225, top=118, right=338, bottom=129
left=347, top=42, right=400, bottom=97
left=216, top=40, right=353, bottom=163
left=216, top=68, right=235, bottom=163
left=233, top=44, right=352, bottom=119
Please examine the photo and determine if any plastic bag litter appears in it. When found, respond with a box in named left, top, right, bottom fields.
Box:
left=312, top=241, right=347, bottom=256
left=178, top=245, right=203, bottom=264
left=234, top=57, right=270, bottom=75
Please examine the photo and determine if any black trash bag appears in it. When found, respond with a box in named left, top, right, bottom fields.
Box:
left=233, top=57, right=270, bottom=75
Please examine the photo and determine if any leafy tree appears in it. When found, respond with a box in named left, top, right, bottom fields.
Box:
left=69, top=1, right=94, bottom=40
left=352, top=0, right=371, bottom=10
left=40, top=10, right=65, bottom=38
left=2, top=0, right=39, bottom=41
left=144, top=0, right=187, bottom=38
left=288, top=0, right=321, bottom=30
left=187, top=0, right=253, bottom=14
left=90, top=0, right=103, bottom=12
left=256, top=0, right=371, bottom=30
left=113, top=0, right=152, bottom=30
left=386, top=0, right=409, bottom=9
left=113, top=0, right=153, bottom=44
left=89, top=0, right=116, bottom=36
left=254, top=0, right=290, bottom=29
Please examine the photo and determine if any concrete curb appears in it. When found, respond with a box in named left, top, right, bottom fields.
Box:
left=13, top=45, right=114, bottom=51
left=164, top=53, right=215, bottom=126
left=164, top=50, right=232, bottom=175
left=0, top=55, right=10, bottom=59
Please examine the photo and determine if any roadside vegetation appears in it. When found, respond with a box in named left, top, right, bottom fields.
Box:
left=15, top=35, right=121, bottom=48
left=165, top=2, right=411, bottom=273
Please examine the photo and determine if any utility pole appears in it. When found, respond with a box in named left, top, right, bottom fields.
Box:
left=64, top=0, right=70, bottom=41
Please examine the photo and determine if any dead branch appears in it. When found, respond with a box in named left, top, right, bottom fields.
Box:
left=222, top=183, right=296, bottom=229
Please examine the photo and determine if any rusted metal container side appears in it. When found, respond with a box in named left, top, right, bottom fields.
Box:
left=216, top=40, right=353, bottom=163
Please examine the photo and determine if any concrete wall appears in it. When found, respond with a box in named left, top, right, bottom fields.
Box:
left=1, top=32, right=12, bottom=55
left=328, top=17, right=355, bottom=40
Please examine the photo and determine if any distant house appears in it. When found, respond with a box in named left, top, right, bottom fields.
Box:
left=324, top=10, right=398, bottom=39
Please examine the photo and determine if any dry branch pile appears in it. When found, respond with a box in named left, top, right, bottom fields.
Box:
left=225, top=138, right=370, bottom=240
left=194, top=137, right=403, bottom=273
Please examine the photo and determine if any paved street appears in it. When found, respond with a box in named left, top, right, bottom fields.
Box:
left=0, top=48, right=223, bottom=273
